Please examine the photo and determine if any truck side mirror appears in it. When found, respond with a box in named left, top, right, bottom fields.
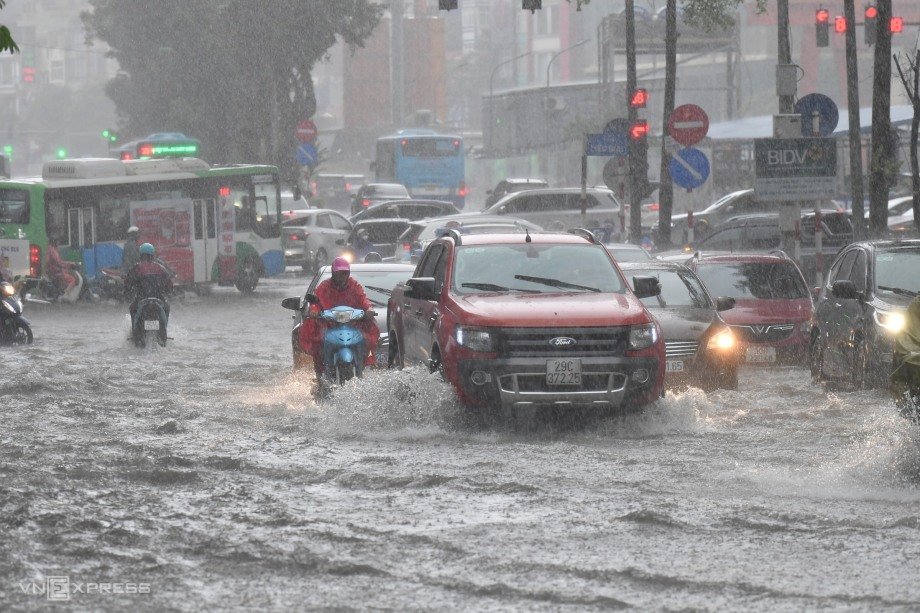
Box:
left=632, top=276, right=661, bottom=299
left=406, top=277, right=437, bottom=301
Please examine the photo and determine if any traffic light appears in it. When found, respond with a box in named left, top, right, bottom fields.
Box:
left=629, top=88, right=648, bottom=109
left=835, top=16, right=847, bottom=34
left=56, top=148, right=67, bottom=159
left=438, top=0, right=457, bottom=10
left=815, top=9, right=830, bottom=47
left=523, top=0, right=541, bottom=13
left=21, top=48, right=35, bottom=83
left=890, top=16, right=904, bottom=34
left=865, top=5, right=877, bottom=46
left=3, top=145, right=11, bottom=158
left=629, top=120, right=649, bottom=141
left=102, top=129, right=118, bottom=143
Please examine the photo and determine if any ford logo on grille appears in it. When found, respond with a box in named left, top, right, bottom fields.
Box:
left=549, top=337, right=577, bottom=347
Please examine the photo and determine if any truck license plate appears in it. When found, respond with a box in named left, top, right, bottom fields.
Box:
left=144, top=320, right=160, bottom=331
left=665, top=360, right=684, bottom=372
left=546, top=358, right=581, bottom=385
left=745, top=346, right=776, bottom=363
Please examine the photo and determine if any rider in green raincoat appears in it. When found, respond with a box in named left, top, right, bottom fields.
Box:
left=891, top=297, right=920, bottom=421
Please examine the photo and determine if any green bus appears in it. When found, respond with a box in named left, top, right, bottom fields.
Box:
left=0, top=157, right=283, bottom=292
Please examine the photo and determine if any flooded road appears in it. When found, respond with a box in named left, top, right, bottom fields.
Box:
left=2, top=274, right=920, bottom=610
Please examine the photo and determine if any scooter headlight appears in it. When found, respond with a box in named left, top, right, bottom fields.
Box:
left=334, top=310, right=353, bottom=323
left=1, top=283, right=14, bottom=297
left=874, top=310, right=906, bottom=333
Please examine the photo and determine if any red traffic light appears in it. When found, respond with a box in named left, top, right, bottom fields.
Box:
left=834, top=16, right=847, bottom=33
left=629, top=88, right=648, bottom=108
left=865, top=6, right=877, bottom=19
left=816, top=9, right=829, bottom=23
left=890, top=16, right=904, bottom=34
left=630, top=120, right=649, bottom=140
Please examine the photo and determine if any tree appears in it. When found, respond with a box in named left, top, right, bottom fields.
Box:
left=0, top=0, right=19, bottom=54
left=82, top=1, right=383, bottom=184
left=894, top=50, right=920, bottom=235
left=868, top=0, right=893, bottom=236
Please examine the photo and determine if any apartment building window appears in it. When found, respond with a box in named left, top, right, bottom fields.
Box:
left=536, top=5, right=557, bottom=36
left=50, top=59, right=65, bottom=83
left=0, top=59, right=13, bottom=86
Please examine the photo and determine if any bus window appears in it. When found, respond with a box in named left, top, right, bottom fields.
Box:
left=0, top=189, right=29, bottom=224
left=46, top=199, right=67, bottom=241
left=400, top=138, right=461, bottom=157
left=253, top=181, right=280, bottom=239
left=97, top=197, right=131, bottom=242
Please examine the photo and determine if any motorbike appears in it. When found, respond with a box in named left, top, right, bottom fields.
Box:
left=0, top=281, right=33, bottom=345
left=20, top=270, right=99, bottom=304
left=94, top=267, right=127, bottom=302
left=131, top=297, right=169, bottom=348
left=318, top=304, right=368, bottom=385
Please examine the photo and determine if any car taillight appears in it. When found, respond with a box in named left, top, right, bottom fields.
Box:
left=402, top=242, right=411, bottom=252
left=362, top=198, right=371, bottom=208
left=289, top=234, right=301, bottom=241
left=345, top=183, right=352, bottom=192
left=457, top=182, right=470, bottom=198
left=29, top=244, right=40, bottom=277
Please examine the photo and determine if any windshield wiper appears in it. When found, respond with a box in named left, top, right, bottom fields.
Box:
left=461, top=282, right=539, bottom=293
left=514, top=274, right=601, bottom=293
left=365, top=285, right=393, bottom=296
left=877, top=285, right=920, bottom=297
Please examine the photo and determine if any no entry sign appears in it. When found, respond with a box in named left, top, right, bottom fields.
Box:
left=296, top=119, right=317, bottom=144
left=668, top=104, right=709, bottom=147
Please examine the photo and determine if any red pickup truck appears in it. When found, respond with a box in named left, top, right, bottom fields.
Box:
left=386, top=231, right=665, bottom=412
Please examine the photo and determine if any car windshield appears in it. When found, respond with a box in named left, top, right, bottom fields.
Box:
left=315, top=269, right=411, bottom=307
left=607, top=246, right=652, bottom=262
left=629, top=269, right=711, bottom=309
left=368, top=185, right=408, bottom=197
left=353, top=222, right=409, bottom=243
left=453, top=243, right=624, bottom=294
left=889, top=199, right=914, bottom=217
left=701, top=191, right=745, bottom=214
left=875, top=249, right=920, bottom=295
left=695, top=261, right=808, bottom=300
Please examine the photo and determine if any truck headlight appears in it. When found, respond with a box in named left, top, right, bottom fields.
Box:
left=456, top=326, right=494, bottom=352
left=873, top=310, right=906, bottom=333
left=628, top=323, right=658, bottom=350
left=707, top=327, right=735, bottom=351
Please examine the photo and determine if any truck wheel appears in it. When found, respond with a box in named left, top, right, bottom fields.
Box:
left=388, top=333, right=404, bottom=369
left=235, top=257, right=260, bottom=293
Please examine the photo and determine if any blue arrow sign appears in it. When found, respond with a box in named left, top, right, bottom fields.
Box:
left=669, top=147, right=710, bottom=189
left=794, top=93, right=839, bottom=138
left=586, top=133, right=628, bottom=157
left=295, top=142, right=318, bottom=167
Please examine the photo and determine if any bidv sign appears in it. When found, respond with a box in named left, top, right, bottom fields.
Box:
left=754, top=138, right=837, bottom=202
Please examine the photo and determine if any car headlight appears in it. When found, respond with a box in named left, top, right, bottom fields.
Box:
left=456, top=326, right=494, bottom=352
left=628, top=323, right=659, bottom=350
left=873, top=310, right=906, bottom=333
left=707, top=327, right=735, bottom=351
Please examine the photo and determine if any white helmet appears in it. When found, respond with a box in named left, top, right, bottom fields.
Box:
left=127, top=226, right=140, bottom=235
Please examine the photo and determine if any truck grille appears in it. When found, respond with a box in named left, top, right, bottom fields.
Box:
left=731, top=323, right=795, bottom=343
left=665, top=340, right=699, bottom=358
left=494, top=327, right=629, bottom=358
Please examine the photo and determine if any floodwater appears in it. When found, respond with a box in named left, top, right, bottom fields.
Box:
left=2, top=274, right=920, bottom=610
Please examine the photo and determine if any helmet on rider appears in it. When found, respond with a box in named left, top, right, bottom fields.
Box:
left=139, top=243, right=155, bottom=258
left=127, top=226, right=140, bottom=236
left=331, top=256, right=350, bottom=289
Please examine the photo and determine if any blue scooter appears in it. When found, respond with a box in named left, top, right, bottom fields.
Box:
left=318, top=305, right=367, bottom=385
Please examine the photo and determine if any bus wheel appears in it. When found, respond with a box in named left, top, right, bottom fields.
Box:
left=235, top=257, right=260, bottom=293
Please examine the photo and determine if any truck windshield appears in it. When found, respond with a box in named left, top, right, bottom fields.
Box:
left=695, top=261, right=808, bottom=300
left=453, top=244, right=624, bottom=294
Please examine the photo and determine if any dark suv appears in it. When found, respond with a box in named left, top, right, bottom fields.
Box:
left=810, top=239, right=920, bottom=387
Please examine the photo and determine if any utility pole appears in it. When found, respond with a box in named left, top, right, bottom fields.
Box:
left=657, top=0, right=677, bottom=250
left=777, top=0, right=793, bottom=114
left=844, top=0, right=866, bottom=239
left=391, top=0, right=405, bottom=127
left=625, top=0, right=642, bottom=244
left=777, top=0, right=798, bottom=257
left=869, top=0, right=893, bottom=237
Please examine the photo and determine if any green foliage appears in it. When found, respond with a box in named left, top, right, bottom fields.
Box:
left=82, top=1, right=383, bottom=183
left=0, top=0, right=19, bottom=54
left=681, top=0, right=767, bottom=33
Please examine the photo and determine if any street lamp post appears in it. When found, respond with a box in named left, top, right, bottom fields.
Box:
left=544, top=38, right=590, bottom=147
left=489, top=51, right=532, bottom=154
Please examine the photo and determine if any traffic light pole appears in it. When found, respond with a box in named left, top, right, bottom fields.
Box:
left=844, top=0, right=867, bottom=239
left=625, top=0, right=642, bottom=245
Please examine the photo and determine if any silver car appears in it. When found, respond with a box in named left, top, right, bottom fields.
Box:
left=282, top=209, right=352, bottom=272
